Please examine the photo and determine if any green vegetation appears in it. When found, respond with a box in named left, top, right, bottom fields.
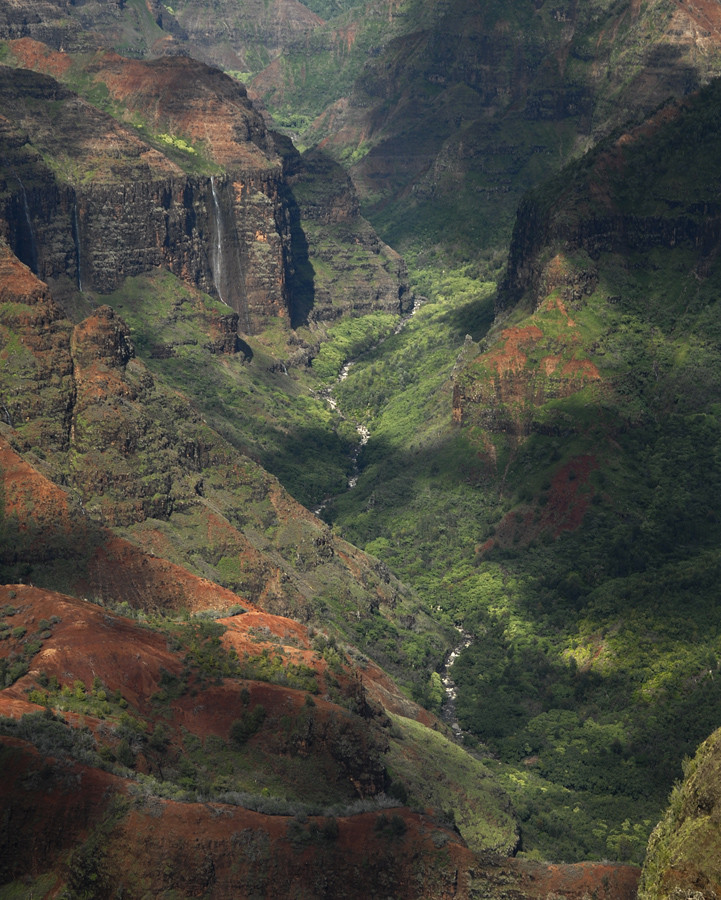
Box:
left=0, top=608, right=60, bottom=688
left=316, top=160, right=721, bottom=860
left=5, top=0, right=721, bottom=874
left=157, top=132, right=197, bottom=155
left=385, top=713, right=518, bottom=855
left=639, top=728, right=721, bottom=899
left=101, top=272, right=356, bottom=510
left=0, top=711, right=102, bottom=768
left=0, top=874, right=59, bottom=899
left=0, top=47, right=218, bottom=177
left=0, top=608, right=392, bottom=812
left=311, top=312, right=397, bottom=380
left=62, top=797, right=129, bottom=900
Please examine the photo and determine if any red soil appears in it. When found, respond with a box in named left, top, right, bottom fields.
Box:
left=0, top=438, right=74, bottom=532
left=484, top=325, right=544, bottom=377
left=503, top=858, right=640, bottom=900
left=0, top=729, right=641, bottom=899
left=7, top=37, right=73, bottom=79
left=482, top=454, right=599, bottom=555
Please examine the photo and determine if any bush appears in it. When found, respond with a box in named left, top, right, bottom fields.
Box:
left=230, top=705, right=266, bottom=746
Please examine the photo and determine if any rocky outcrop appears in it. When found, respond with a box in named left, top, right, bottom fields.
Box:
left=288, top=147, right=413, bottom=324
left=499, top=85, right=721, bottom=310
left=0, top=47, right=411, bottom=333
left=0, top=241, right=74, bottom=452
left=0, top=0, right=189, bottom=55
left=0, top=0, right=88, bottom=49
left=169, top=0, right=324, bottom=71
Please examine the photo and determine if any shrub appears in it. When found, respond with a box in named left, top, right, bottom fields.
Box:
left=230, top=705, right=266, bottom=746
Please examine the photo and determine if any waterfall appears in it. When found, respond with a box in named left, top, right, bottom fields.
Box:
left=14, top=175, right=38, bottom=274
left=209, top=176, right=228, bottom=306
left=209, top=176, right=252, bottom=330
left=72, top=203, right=83, bottom=291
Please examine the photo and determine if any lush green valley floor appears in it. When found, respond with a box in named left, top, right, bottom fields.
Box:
left=298, top=250, right=721, bottom=863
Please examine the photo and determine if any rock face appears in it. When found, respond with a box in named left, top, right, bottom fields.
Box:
left=0, top=0, right=85, bottom=49
left=0, top=44, right=411, bottom=332
left=288, top=147, right=413, bottom=324
left=170, top=0, right=324, bottom=71
left=255, top=0, right=721, bottom=262
left=0, top=55, right=292, bottom=333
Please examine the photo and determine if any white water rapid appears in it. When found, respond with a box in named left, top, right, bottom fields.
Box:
left=440, top=628, right=473, bottom=736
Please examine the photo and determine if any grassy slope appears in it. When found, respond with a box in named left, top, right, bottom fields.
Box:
left=0, top=584, right=518, bottom=895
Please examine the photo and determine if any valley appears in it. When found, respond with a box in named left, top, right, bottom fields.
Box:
left=1, top=0, right=721, bottom=897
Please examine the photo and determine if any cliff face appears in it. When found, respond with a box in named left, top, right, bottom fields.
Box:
left=0, top=0, right=87, bottom=49
left=253, top=0, right=721, bottom=263
left=0, top=236, right=430, bottom=648
left=451, top=78, right=721, bottom=559
left=0, top=42, right=411, bottom=332
left=170, top=0, right=324, bottom=71
left=288, top=147, right=413, bottom=324
left=7, top=0, right=721, bottom=269
left=498, top=85, right=721, bottom=311
left=0, top=54, right=293, bottom=333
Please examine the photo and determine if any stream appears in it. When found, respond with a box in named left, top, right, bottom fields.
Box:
left=312, top=300, right=420, bottom=515
left=311, top=302, right=473, bottom=739
left=440, top=628, right=473, bottom=736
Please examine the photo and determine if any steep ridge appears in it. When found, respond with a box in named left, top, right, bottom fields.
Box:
left=639, top=725, right=721, bottom=900
left=169, top=0, right=325, bottom=71
left=0, top=584, right=482, bottom=897
left=0, top=242, right=441, bottom=675
left=259, top=0, right=721, bottom=264
left=0, top=585, right=642, bottom=897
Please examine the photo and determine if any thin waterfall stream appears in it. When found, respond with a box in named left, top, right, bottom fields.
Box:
left=210, top=176, right=229, bottom=307
left=14, top=174, right=38, bottom=273
left=72, top=203, right=83, bottom=290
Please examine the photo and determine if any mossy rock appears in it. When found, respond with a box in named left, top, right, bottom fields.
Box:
left=639, top=727, right=721, bottom=900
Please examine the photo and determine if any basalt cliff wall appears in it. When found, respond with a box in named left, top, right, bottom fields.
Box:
left=0, top=47, right=410, bottom=334
left=0, top=59, right=290, bottom=333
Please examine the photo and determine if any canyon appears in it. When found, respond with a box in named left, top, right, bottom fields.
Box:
left=2, top=0, right=721, bottom=897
